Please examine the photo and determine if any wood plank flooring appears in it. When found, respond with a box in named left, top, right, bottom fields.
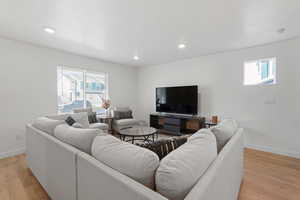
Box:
left=0, top=148, right=300, bottom=200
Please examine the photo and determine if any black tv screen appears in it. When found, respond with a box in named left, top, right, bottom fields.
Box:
left=156, top=86, right=198, bottom=115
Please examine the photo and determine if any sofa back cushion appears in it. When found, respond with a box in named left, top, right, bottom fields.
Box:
left=91, top=135, right=159, bottom=189
left=155, top=129, right=217, bottom=200
left=48, top=113, right=90, bottom=128
left=210, top=119, right=238, bottom=153
left=54, top=124, right=103, bottom=154
left=32, top=117, right=65, bottom=136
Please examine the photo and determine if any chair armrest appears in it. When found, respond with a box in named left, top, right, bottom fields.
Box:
left=138, top=120, right=147, bottom=126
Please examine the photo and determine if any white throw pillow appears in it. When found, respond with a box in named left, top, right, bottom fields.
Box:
left=210, top=119, right=238, bottom=153
left=54, top=124, right=104, bottom=154
left=155, top=130, right=217, bottom=200
left=72, top=122, right=83, bottom=128
left=70, top=112, right=90, bottom=128
left=91, top=135, right=160, bottom=189
left=32, top=117, right=65, bottom=135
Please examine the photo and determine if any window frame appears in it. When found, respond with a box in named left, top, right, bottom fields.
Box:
left=243, top=57, right=277, bottom=86
left=57, top=66, right=109, bottom=113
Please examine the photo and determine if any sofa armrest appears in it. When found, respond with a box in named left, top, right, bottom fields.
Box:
left=77, top=152, right=167, bottom=200
left=184, top=129, right=244, bottom=200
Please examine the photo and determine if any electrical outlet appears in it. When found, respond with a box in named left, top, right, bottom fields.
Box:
left=16, top=134, right=24, bottom=141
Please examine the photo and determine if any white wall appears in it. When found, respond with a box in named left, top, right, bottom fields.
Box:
left=137, top=38, right=300, bottom=158
left=0, top=37, right=138, bottom=158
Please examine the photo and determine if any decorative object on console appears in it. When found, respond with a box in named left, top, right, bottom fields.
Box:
left=212, top=115, right=218, bottom=124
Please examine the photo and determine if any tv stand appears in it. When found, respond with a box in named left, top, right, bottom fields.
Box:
left=150, top=113, right=205, bottom=136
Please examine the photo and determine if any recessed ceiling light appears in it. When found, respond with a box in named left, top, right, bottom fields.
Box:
left=43, top=27, right=56, bottom=34
left=133, top=56, right=139, bottom=60
left=178, top=44, right=186, bottom=49
left=277, top=28, right=285, bottom=34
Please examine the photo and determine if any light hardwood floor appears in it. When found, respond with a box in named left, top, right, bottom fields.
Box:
left=0, top=148, right=300, bottom=200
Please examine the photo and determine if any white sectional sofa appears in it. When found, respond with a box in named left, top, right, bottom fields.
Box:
left=26, top=115, right=244, bottom=200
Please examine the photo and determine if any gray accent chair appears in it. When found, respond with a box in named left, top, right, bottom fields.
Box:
left=73, top=108, right=109, bottom=132
left=112, top=107, right=145, bottom=133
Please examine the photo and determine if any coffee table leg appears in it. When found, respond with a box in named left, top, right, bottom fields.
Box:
left=132, top=136, right=134, bottom=144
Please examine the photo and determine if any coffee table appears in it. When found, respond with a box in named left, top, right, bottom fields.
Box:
left=119, top=126, right=158, bottom=144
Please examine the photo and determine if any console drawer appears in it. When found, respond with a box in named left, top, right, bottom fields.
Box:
left=164, top=118, right=181, bottom=125
left=164, top=124, right=181, bottom=133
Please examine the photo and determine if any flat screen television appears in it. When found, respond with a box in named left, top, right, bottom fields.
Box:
left=156, top=85, right=198, bottom=115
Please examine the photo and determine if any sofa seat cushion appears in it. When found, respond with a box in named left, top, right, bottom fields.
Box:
left=89, top=123, right=108, bottom=130
left=211, top=119, right=238, bottom=152
left=54, top=124, right=104, bottom=154
left=32, top=117, right=65, bottom=135
left=115, top=119, right=140, bottom=126
left=155, top=129, right=217, bottom=200
left=91, top=135, right=159, bottom=189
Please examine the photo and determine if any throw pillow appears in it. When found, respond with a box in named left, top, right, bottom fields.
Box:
left=65, top=116, right=76, bottom=126
left=32, top=117, right=65, bottom=136
left=137, top=137, right=187, bottom=160
left=91, top=134, right=160, bottom=189
left=88, top=112, right=98, bottom=124
left=70, top=112, right=90, bottom=128
left=54, top=124, right=104, bottom=154
left=114, top=110, right=133, bottom=120
left=155, top=130, right=217, bottom=200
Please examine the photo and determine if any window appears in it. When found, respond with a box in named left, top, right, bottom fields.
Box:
left=244, top=58, right=276, bottom=85
left=57, top=66, right=108, bottom=114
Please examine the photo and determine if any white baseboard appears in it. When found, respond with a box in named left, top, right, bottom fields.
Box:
left=0, top=147, right=26, bottom=159
left=246, top=144, right=300, bottom=159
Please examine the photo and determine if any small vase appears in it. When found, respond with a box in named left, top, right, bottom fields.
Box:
left=105, top=109, right=111, bottom=117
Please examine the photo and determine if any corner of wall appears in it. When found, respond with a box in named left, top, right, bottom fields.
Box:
left=0, top=146, right=26, bottom=159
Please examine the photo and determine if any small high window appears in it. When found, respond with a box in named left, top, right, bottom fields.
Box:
left=244, top=58, right=276, bottom=85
